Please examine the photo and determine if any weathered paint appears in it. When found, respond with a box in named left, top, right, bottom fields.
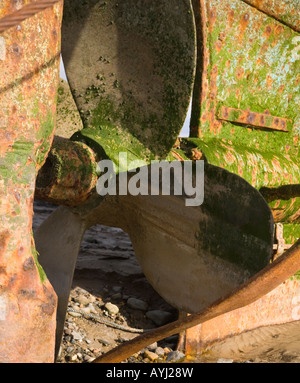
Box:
left=188, top=0, right=300, bottom=224
left=178, top=0, right=300, bottom=355
left=242, top=0, right=300, bottom=32
left=0, top=0, right=63, bottom=362
left=191, top=0, right=299, bottom=153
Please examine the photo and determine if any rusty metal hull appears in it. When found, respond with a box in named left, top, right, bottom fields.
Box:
left=0, top=0, right=63, bottom=362
left=189, top=0, right=300, bottom=223
left=178, top=0, right=300, bottom=356
left=181, top=278, right=300, bottom=356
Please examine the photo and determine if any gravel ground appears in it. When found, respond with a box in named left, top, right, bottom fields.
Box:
left=33, top=200, right=182, bottom=364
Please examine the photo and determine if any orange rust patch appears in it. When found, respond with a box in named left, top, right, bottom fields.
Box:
left=236, top=67, right=244, bottom=80
left=208, top=7, right=217, bottom=33
left=238, top=13, right=250, bottom=43
left=262, top=24, right=272, bottom=39
left=0, top=230, right=10, bottom=256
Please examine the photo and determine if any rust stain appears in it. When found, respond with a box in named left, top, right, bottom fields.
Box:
left=242, top=0, right=300, bottom=32
left=217, top=105, right=290, bottom=132
left=262, top=24, right=272, bottom=38
left=0, top=0, right=63, bottom=362
left=238, top=12, right=250, bottom=43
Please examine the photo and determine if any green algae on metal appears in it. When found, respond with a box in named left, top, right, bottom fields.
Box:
left=192, top=0, right=300, bottom=152
left=36, top=136, right=99, bottom=206
left=188, top=0, right=300, bottom=226
left=32, top=247, right=47, bottom=284
left=242, top=0, right=300, bottom=32
left=62, top=0, right=196, bottom=164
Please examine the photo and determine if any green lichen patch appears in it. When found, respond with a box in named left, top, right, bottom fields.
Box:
left=32, top=246, right=48, bottom=284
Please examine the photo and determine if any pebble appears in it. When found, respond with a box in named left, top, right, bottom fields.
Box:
left=76, top=294, right=90, bottom=306
left=88, top=303, right=98, bottom=314
left=166, top=351, right=186, bottom=362
left=143, top=350, right=159, bottom=361
left=146, top=310, right=173, bottom=326
left=104, top=302, right=119, bottom=315
left=68, top=311, right=82, bottom=318
left=80, top=306, right=91, bottom=314
left=72, top=330, right=83, bottom=341
left=217, top=358, right=234, bottom=363
left=155, top=347, right=165, bottom=356
left=127, top=297, right=148, bottom=311
left=98, top=338, right=111, bottom=346
left=147, top=342, right=158, bottom=351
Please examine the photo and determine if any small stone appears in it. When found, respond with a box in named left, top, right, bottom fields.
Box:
left=88, top=303, right=98, bottom=314
left=147, top=342, right=158, bottom=351
left=87, top=357, right=95, bottom=363
left=76, top=294, right=90, bottom=306
left=146, top=310, right=173, bottom=326
left=144, top=350, right=159, bottom=361
left=98, top=338, right=111, bottom=346
left=127, top=297, right=148, bottom=311
left=104, top=302, right=119, bottom=315
left=163, top=347, right=172, bottom=354
left=66, top=346, right=74, bottom=353
left=155, top=347, right=165, bottom=356
left=81, top=306, right=91, bottom=314
left=166, top=350, right=185, bottom=362
left=217, top=358, right=234, bottom=363
left=71, top=354, right=78, bottom=361
left=85, top=339, right=91, bottom=344
left=68, top=311, right=82, bottom=318
left=72, top=330, right=83, bottom=341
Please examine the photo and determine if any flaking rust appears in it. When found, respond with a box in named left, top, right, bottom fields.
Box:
left=0, top=0, right=63, bottom=362
left=189, top=0, right=300, bottom=225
